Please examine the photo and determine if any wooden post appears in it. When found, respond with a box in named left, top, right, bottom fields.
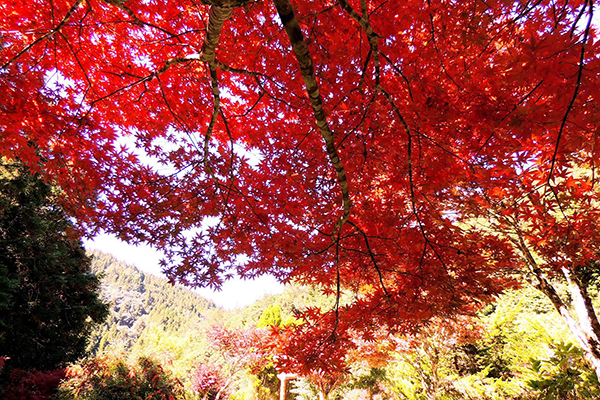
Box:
left=277, top=372, right=299, bottom=400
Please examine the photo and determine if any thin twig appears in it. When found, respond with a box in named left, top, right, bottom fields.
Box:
left=2, top=0, right=84, bottom=69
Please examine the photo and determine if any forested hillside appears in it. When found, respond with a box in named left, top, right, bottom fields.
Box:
left=81, top=251, right=330, bottom=396
left=4, top=246, right=600, bottom=399
left=85, top=251, right=218, bottom=376
left=80, top=251, right=600, bottom=399
left=86, top=251, right=333, bottom=352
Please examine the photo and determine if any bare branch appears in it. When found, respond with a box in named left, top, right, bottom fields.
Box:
left=102, top=0, right=179, bottom=37
left=90, top=56, right=197, bottom=106
left=548, top=1, right=593, bottom=182
left=546, top=1, right=593, bottom=232
left=337, top=0, right=380, bottom=84
left=203, top=66, right=222, bottom=176
left=347, top=220, right=390, bottom=298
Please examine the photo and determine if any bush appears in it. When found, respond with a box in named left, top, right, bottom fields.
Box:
left=528, top=341, right=600, bottom=400
left=1, top=368, right=66, bottom=400
left=191, top=363, right=229, bottom=400
left=56, top=356, right=185, bottom=399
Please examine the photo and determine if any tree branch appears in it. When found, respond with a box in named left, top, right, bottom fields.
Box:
left=102, top=0, right=179, bottom=37
left=337, top=0, right=380, bottom=85
left=548, top=1, right=593, bottom=181
left=2, top=0, right=84, bottom=70
left=272, top=0, right=352, bottom=229
left=201, top=6, right=234, bottom=64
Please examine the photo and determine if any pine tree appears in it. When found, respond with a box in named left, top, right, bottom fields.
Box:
left=0, top=161, right=108, bottom=370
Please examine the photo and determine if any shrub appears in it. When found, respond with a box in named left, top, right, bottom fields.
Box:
left=191, top=363, right=229, bottom=400
left=1, top=368, right=66, bottom=400
left=56, top=356, right=185, bottom=399
left=527, top=341, right=600, bottom=400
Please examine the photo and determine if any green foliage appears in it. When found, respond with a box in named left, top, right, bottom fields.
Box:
left=87, top=250, right=216, bottom=352
left=527, top=341, right=600, bottom=400
left=0, top=162, right=108, bottom=371
left=20, top=248, right=597, bottom=400
left=227, top=285, right=334, bottom=328
left=56, top=356, right=185, bottom=400
left=86, top=251, right=216, bottom=390
left=290, top=377, right=320, bottom=400
left=384, top=286, right=590, bottom=400
left=254, top=365, right=280, bottom=400
left=342, top=367, right=391, bottom=400
left=348, top=367, right=387, bottom=390
left=575, top=261, right=600, bottom=297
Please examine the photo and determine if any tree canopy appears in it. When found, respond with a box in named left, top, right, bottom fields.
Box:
left=1, top=0, right=599, bottom=377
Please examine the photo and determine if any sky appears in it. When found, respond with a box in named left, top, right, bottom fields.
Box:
left=84, top=233, right=285, bottom=310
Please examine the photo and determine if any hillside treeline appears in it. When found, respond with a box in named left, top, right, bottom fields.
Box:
left=3, top=249, right=600, bottom=399
left=81, top=253, right=600, bottom=399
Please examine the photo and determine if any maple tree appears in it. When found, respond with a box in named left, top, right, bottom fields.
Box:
left=191, top=363, right=229, bottom=400
left=1, top=0, right=599, bottom=378
left=203, top=325, right=271, bottom=398
left=268, top=310, right=398, bottom=400
left=268, top=311, right=351, bottom=400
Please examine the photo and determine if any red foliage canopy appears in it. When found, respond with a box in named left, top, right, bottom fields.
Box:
left=191, top=363, right=228, bottom=398
left=207, top=325, right=270, bottom=374
left=1, top=0, right=599, bottom=371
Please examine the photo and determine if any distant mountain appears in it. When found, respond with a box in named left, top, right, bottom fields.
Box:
left=82, top=251, right=340, bottom=393
left=86, top=251, right=218, bottom=358
left=83, top=251, right=335, bottom=384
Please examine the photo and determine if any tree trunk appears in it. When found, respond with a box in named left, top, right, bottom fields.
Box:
left=279, top=378, right=286, bottom=400
left=272, top=0, right=351, bottom=224
left=516, top=236, right=600, bottom=377
left=560, top=266, right=600, bottom=375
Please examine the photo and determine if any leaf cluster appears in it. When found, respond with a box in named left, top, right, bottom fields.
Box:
left=56, top=356, right=185, bottom=400
left=527, top=342, right=600, bottom=400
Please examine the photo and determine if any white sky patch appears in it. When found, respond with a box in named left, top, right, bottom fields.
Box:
left=84, top=233, right=285, bottom=310
left=44, top=69, right=75, bottom=95
left=233, top=142, right=263, bottom=168
left=114, top=127, right=179, bottom=174
left=132, top=54, right=154, bottom=69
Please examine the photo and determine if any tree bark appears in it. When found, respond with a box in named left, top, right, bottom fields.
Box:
left=201, top=6, right=233, bottom=65
left=516, top=235, right=600, bottom=377
left=272, top=0, right=351, bottom=226
left=560, top=266, right=600, bottom=376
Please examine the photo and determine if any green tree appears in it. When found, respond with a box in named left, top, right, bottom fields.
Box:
left=0, top=161, right=108, bottom=370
